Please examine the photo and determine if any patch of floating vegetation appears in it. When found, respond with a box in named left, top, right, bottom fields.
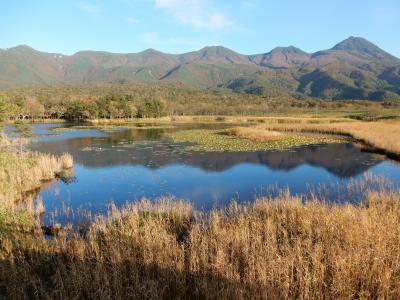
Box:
left=52, top=127, right=80, bottom=132
left=53, top=125, right=124, bottom=132
left=135, top=125, right=176, bottom=130
left=53, top=124, right=175, bottom=132
left=36, top=133, right=61, bottom=137
left=119, top=140, right=159, bottom=147
left=80, top=146, right=107, bottom=152
left=169, top=129, right=346, bottom=152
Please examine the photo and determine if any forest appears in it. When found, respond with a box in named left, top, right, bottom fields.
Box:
left=0, top=83, right=399, bottom=121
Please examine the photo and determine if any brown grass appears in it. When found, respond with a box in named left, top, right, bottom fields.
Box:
left=2, top=118, right=400, bottom=298
left=226, top=127, right=285, bottom=142
left=255, top=119, right=400, bottom=157
left=0, top=135, right=74, bottom=206
left=1, top=190, right=400, bottom=299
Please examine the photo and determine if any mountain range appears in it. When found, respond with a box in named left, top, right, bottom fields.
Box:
left=1, top=37, right=400, bottom=101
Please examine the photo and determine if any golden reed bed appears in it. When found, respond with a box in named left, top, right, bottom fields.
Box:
left=1, top=190, right=400, bottom=299
left=0, top=135, right=73, bottom=206
left=256, top=119, right=400, bottom=157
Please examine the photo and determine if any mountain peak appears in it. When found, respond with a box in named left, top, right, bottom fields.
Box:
left=331, top=36, right=399, bottom=63
left=141, top=48, right=163, bottom=54
left=187, top=46, right=247, bottom=63
left=251, top=46, right=310, bottom=68
left=201, top=45, right=228, bottom=50
left=198, top=45, right=237, bottom=55
left=269, top=46, right=309, bottom=55
left=9, top=44, right=35, bottom=52
left=332, top=37, right=378, bottom=52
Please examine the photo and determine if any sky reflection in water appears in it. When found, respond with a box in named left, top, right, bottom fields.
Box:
left=25, top=123, right=400, bottom=225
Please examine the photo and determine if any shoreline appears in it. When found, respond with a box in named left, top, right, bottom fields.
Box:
left=29, top=115, right=399, bottom=160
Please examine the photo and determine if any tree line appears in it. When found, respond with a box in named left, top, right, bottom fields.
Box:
left=0, top=84, right=397, bottom=122
left=0, top=93, right=166, bottom=121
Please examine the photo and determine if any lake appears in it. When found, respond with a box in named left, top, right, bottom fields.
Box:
left=20, top=123, right=400, bottom=225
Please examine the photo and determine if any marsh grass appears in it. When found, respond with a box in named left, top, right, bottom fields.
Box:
left=0, top=151, right=74, bottom=203
left=0, top=207, right=38, bottom=234
left=259, top=120, right=400, bottom=157
left=2, top=190, right=400, bottom=299
left=226, top=127, right=284, bottom=142
left=0, top=135, right=74, bottom=206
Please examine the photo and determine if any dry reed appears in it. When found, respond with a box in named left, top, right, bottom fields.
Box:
left=258, top=119, right=400, bottom=157
left=0, top=135, right=74, bottom=206
left=1, top=190, right=400, bottom=299
left=226, top=127, right=285, bottom=142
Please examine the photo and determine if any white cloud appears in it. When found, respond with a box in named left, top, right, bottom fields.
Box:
left=154, top=0, right=233, bottom=30
left=126, top=17, right=140, bottom=25
left=78, top=3, right=101, bottom=14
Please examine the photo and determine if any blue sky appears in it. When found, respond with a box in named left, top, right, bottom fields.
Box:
left=1, top=0, right=399, bottom=57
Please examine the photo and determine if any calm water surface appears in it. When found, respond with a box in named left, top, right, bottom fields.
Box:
left=22, top=123, right=400, bottom=225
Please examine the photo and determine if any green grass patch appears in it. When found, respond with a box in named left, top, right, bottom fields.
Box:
left=169, top=129, right=344, bottom=152
left=0, top=207, right=38, bottom=235
left=0, top=152, right=35, bottom=169
left=346, top=112, right=400, bottom=121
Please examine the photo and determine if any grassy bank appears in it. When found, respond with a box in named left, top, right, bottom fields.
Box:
left=0, top=151, right=73, bottom=205
left=0, top=149, right=73, bottom=236
left=0, top=135, right=73, bottom=233
left=1, top=190, right=400, bottom=299
left=257, top=119, right=400, bottom=158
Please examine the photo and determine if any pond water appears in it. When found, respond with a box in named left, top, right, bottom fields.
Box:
left=20, top=123, right=400, bottom=225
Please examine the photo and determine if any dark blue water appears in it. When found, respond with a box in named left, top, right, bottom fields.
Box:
left=23, top=123, right=400, bottom=225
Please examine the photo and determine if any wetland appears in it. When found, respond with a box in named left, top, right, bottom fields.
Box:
left=14, top=122, right=400, bottom=226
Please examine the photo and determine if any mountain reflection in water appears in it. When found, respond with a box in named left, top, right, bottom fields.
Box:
left=25, top=123, right=400, bottom=225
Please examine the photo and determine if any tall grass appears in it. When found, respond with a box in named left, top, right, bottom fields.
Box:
left=0, top=135, right=73, bottom=206
left=1, top=190, right=400, bottom=299
left=226, top=126, right=285, bottom=142
left=257, top=119, right=400, bottom=157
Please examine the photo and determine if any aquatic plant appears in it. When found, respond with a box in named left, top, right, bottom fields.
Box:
left=53, top=124, right=175, bottom=133
left=169, top=129, right=344, bottom=152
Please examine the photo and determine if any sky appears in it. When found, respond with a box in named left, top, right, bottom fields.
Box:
left=1, top=0, right=399, bottom=57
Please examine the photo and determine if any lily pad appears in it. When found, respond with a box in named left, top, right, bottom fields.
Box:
left=169, top=129, right=345, bottom=152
